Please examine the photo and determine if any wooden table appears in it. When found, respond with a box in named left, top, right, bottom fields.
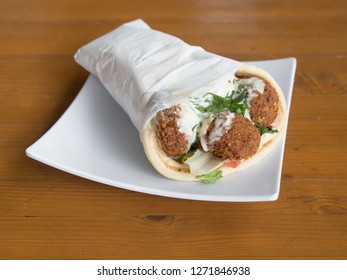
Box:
left=1, top=0, right=346, bottom=260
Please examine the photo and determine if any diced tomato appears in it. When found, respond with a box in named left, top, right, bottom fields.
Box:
left=224, top=160, right=241, bottom=168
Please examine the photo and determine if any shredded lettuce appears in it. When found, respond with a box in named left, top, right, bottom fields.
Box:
left=180, top=150, right=195, bottom=164
left=185, top=150, right=225, bottom=176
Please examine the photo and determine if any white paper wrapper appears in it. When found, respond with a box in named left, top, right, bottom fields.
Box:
left=74, top=19, right=241, bottom=135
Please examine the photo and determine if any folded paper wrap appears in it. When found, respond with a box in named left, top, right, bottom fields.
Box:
left=74, top=19, right=241, bottom=135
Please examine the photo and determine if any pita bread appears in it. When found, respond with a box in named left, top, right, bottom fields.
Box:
left=141, top=64, right=286, bottom=181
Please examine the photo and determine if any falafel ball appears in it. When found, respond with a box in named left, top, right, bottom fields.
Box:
left=156, top=105, right=189, bottom=157
left=249, top=81, right=279, bottom=127
left=205, top=112, right=261, bottom=160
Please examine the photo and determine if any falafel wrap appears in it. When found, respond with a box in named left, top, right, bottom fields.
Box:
left=74, top=19, right=286, bottom=183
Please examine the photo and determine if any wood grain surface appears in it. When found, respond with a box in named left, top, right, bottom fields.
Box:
left=1, top=0, right=346, bottom=260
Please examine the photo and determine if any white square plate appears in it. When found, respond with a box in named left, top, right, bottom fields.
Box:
left=26, top=58, right=296, bottom=202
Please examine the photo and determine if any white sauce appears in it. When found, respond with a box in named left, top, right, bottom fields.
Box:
left=200, top=112, right=235, bottom=151
left=199, top=118, right=212, bottom=152
left=236, top=77, right=266, bottom=122
left=218, top=79, right=234, bottom=98
left=238, top=77, right=265, bottom=104
left=176, top=103, right=200, bottom=148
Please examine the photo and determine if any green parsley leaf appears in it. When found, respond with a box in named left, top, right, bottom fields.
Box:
left=195, top=105, right=209, bottom=113
left=255, top=124, right=279, bottom=136
left=195, top=90, right=248, bottom=116
left=196, top=170, right=223, bottom=184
